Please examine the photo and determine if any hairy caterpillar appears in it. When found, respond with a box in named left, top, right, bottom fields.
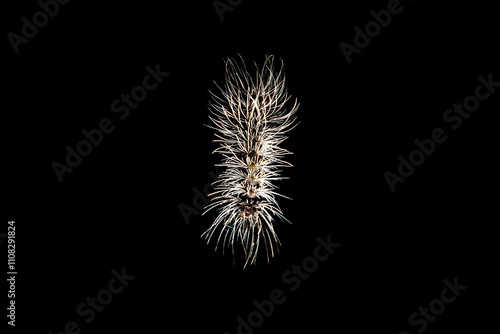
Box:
left=202, top=55, right=299, bottom=267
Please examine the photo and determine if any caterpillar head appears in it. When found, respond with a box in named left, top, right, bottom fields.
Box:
left=239, top=198, right=261, bottom=218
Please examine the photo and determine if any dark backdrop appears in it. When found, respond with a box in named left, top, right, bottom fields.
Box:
left=4, top=0, right=498, bottom=333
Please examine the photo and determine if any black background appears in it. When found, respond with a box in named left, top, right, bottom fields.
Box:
left=3, top=0, right=498, bottom=333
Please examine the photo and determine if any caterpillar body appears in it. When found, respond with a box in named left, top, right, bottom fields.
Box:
left=202, top=55, right=299, bottom=267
